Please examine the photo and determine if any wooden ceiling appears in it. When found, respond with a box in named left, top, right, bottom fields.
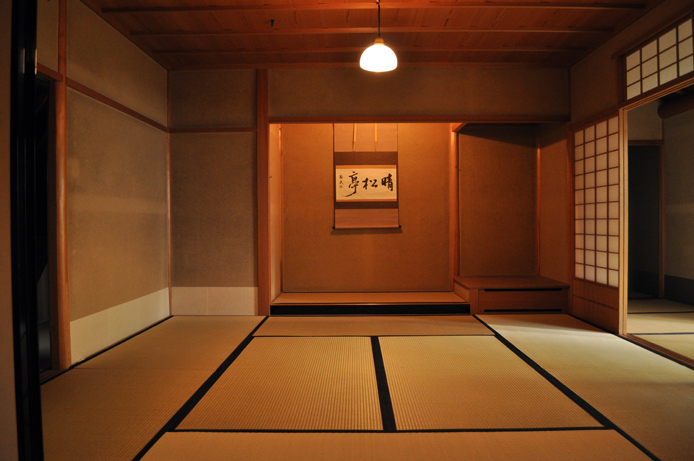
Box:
left=82, top=0, right=667, bottom=70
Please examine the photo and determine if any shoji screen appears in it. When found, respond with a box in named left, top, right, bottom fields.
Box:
left=625, top=17, right=693, bottom=100
left=574, top=116, right=620, bottom=288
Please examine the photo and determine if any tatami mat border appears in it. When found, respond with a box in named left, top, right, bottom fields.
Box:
left=371, top=337, right=397, bottom=431
left=133, top=316, right=269, bottom=460
left=474, top=315, right=658, bottom=460
left=169, top=426, right=610, bottom=434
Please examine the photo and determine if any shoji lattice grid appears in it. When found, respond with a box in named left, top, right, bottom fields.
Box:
left=626, top=17, right=693, bottom=100
left=574, top=117, right=620, bottom=287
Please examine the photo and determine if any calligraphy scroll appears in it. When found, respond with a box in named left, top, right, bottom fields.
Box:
left=333, top=123, right=399, bottom=229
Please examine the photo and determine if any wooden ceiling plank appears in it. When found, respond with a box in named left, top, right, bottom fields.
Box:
left=102, top=2, right=647, bottom=15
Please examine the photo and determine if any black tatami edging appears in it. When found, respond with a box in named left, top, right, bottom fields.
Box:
left=271, top=304, right=470, bottom=316
left=370, top=336, right=397, bottom=432
left=41, top=315, right=174, bottom=386
left=132, top=316, right=269, bottom=461
left=474, top=315, right=660, bottom=461
left=170, top=426, right=609, bottom=434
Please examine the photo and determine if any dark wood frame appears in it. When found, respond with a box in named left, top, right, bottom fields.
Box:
left=10, top=0, right=45, bottom=457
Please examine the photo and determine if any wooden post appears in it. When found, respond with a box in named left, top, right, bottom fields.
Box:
left=55, top=0, right=71, bottom=369
left=257, top=69, right=270, bottom=316
left=449, top=126, right=460, bottom=288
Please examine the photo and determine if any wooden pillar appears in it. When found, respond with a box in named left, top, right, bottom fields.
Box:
left=449, top=126, right=460, bottom=287
left=256, top=69, right=270, bottom=316
left=55, top=0, right=71, bottom=368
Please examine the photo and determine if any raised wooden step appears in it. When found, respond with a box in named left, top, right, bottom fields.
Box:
left=270, top=292, right=470, bottom=316
left=454, top=276, right=569, bottom=315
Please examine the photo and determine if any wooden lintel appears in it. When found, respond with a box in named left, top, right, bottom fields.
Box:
left=270, top=115, right=569, bottom=124
left=104, top=2, right=646, bottom=14
left=66, top=78, right=168, bottom=133
left=169, top=126, right=257, bottom=134
left=37, top=63, right=63, bottom=82
left=658, top=91, right=694, bottom=119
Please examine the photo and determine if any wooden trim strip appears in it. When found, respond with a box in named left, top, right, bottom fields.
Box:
left=449, top=127, right=460, bottom=287
left=536, top=129, right=542, bottom=276
left=566, top=124, right=575, bottom=311
left=166, top=71, right=172, bottom=316
left=66, top=78, right=168, bottom=132
left=169, top=126, right=257, bottom=133
left=451, top=123, right=467, bottom=133
left=131, top=26, right=612, bottom=38
left=56, top=0, right=71, bottom=369
left=270, top=115, right=570, bottom=124
left=104, top=2, right=646, bottom=14
left=37, top=63, right=63, bottom=82
left=659, top=139, right=665, bottom=299
left=621, top=74, right=694, bottom=112
left=571, top=105, right=621, bottom=131
left=257, top=69, right=271, bottom=317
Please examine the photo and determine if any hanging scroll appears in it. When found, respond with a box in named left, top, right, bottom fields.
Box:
left=333, top=123, right=399, bottom=229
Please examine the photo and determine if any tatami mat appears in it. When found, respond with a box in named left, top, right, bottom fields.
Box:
left=254, top=315, right=492, bottom=336
left=78, top=316, right=262, bottom=370
left=272, top=291, right=467, bottom=304
left=379, top=336, right=598, bottom=430
left=628, top=298, right=694, bottom=314
left=627, top=311, right=694, bottom=334
left=178, top=336, right=382, bottom=430
left=143, top=430, right=648, bottom=460
left=480, top=314, right=694, bottom=461
left=42, top=368, right=209, bottom=461
left=634, top=334, right=694, bottom=359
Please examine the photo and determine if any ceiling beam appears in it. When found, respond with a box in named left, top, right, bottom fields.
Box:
left=103, top=2, right=646, bottom=14
left=151, top=45, right=587, bottom=55
left=167, top=61, right=569, bottom=71
left=131, top=26, right=612, bottom=37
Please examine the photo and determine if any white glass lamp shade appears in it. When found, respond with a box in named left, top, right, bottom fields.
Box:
left=360, top=37, right=397, bottom=72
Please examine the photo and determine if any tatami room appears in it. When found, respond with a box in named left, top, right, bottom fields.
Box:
left=3, top=0, right=694, bottom=460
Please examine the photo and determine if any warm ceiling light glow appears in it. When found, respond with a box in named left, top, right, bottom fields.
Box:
left=360, top=37, right=398, bottom=72
left=360, top=0, right=397, bottom=73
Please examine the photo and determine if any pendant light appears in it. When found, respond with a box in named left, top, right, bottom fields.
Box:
left=360, top=0, right=397, bottom=72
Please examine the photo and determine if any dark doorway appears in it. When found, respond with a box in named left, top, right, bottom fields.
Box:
left=628, top=143, right=662, bottom=299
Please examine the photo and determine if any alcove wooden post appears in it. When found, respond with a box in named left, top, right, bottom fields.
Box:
left=257, top=69, right=271, bottom=316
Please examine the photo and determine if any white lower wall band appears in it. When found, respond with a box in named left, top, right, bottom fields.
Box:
left=171, top=287, right=258, bottom=316
left=70, top=288, right=169, bottom=364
